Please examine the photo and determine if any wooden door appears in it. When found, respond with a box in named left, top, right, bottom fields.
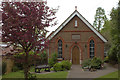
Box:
left=72, top=46, right=80, bottom=64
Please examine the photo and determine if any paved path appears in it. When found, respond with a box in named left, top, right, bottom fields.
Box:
left=67, top=63, right=118, bottom=78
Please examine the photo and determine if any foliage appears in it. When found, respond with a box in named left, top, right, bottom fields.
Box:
left=53, top=60, right=72, bottom=72
left=48, top=53, right=58, bottom=67
left=28, top=73, right=37, bottom=80
left=2, top=61, right=7, bottom=75
left=100, top=1, right=120, bottom=65
left=108, top=1, right=120, bottom=64
left=81, top=59, right=91, bottom=68
left=104, top=56, right=109, bottom=63
left=15, top=62, right=23, bottom=70
left=35, top=51, right=48, bottom=65
left=82, top=57, right=103, bottom=69
left=40, top=51, right=47, bottom=64
left=13, top=55, right=24, bottom=70
left=93, top=7, right=107, bottom=32
left=12, top=66, right=19, bottom=72
left=108, top=45, right=118, bottom=64
left=101, top=20, right=112, bottom=52
left=61, top=60, right=72, bottom=70
left=2, top=2, right=57, bottom=79
left=53, top=63, right=63, bottom=72
left=90, top=57, right=103, bottom=69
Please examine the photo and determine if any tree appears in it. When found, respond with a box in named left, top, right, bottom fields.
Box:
left=108, top=1, right=120, bottom=64
left=2, top=2, right=57, bottom=79
left=101, top=20, right=112, bottom=53
left=93, top=7, right=107, bottom=32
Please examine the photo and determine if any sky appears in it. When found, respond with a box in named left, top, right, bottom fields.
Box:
left=46, top=0, right=119, bottom=36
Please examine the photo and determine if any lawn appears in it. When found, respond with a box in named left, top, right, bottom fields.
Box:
left=3, top=70, right=68, bottom=78
left=95, top=71, right=119, bottom=80
left=2, top=67, right=68, bottom=79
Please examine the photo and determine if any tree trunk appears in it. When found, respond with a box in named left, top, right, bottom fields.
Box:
left=24, top=51, right=29, bottom=80
left=24, top=67, right=29, bottom=80
left=98, top=20, right=101, bottom=32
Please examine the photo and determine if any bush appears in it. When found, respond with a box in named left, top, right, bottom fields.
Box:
left=81, top=59, right=91, bottom=68
left=48, top=58, right=54, bottom=67
left=14, top=54, right=24, bottom=70
left=61, top=60, right=72, bottom=70
left=53, top=63, right=62, bottom=72
left=14, top=62, right=23, bottom=70
left=104, top=56, right=109, bottom=63
left=53, top=60, right=72, bottom=72
left=90, top=57, right=103, bottom=69
left=36, top=51, right=48, bottom=65
left=48, top=53, right=57, bottom=67
left=28, top=73, right=37, bottom=80
left=12, top=66, right=19, bottom=72
left=40, top=51, right=47, bottom=64
left=82, top=57, right=103, bottom=69
left=2, top=61, right=7, bottom=75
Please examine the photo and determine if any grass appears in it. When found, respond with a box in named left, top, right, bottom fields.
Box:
left=36, top=71, right=68, bottom=78
left=2, top=67, right=68, bottom=79
left=3, top=71, right=68, bottom=78
left=95, top=71, right=119, bottom=80
left=3, top=70, right=24, bottom=78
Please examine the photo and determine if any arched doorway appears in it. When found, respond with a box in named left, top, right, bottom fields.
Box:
left=72, top=46, right=80, bottom=64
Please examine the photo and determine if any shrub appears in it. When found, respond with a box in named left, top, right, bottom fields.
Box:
left=53, top=60, right=72, bottom=72
left=48, top=58, right=54, bottom=67
left=14, top=54, right=24, bottom=70
left=61, top=60, right=72, bottom=70
left=90, top=57, right=103, bottom=69
left=53, top=63, right=62, bottom=72
left=82, top=57, right=103, bottom=69
left=81, top=59, right=91, bottom=68
left=2, top=61, right=7, bottom=75
left=12, top=66, right=19, bottom=72
left=14, top=62, right=23, bottom=70
left=36, top=51, right=48, bottom=65
left=104, top=56, right=109, bottom=63
left=48, top=53, right=57, bottom=67
left=28, top=73, right=37, bottom=80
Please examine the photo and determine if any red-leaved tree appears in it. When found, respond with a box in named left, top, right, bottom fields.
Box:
left=2, top=2, right=57, bottom=79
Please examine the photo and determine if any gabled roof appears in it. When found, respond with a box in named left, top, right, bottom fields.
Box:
left=48, top=10, right=107, bottom=43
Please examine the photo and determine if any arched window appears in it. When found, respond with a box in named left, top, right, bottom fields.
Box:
left=89, top=40, right=94, bottom=58
left=75, top=20, right=77, bottom=27
left=58, top=40, right=62, bottom=58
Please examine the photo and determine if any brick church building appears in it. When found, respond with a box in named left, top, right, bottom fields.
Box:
left=47, top=8, right=107, bottom=64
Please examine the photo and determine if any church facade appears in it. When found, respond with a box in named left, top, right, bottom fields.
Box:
left=47, top=9, right=107, bottom=64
